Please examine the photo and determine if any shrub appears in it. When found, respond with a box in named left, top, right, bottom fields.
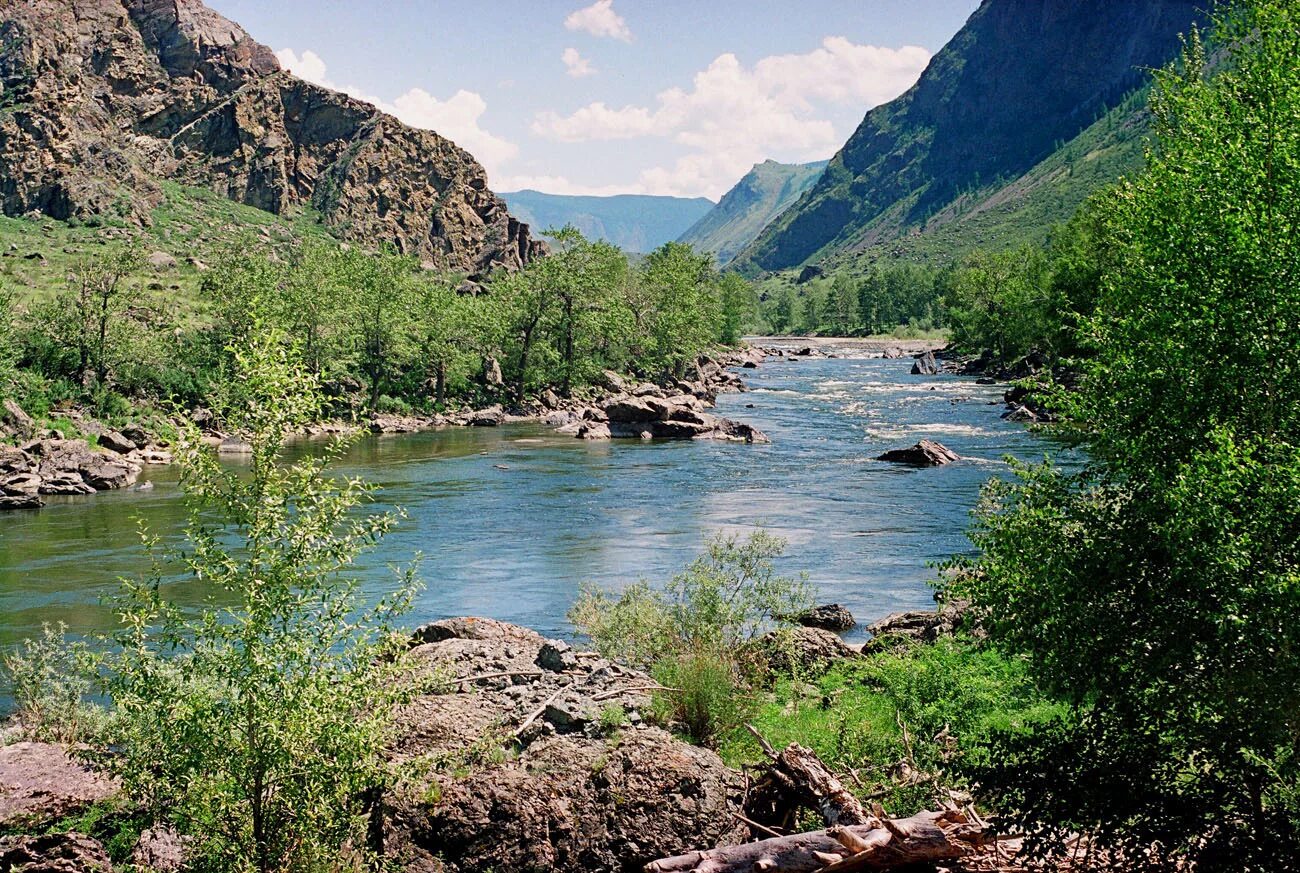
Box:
left=2, top=623, right=109, bottom=745
left=570, top=531, right=811, bottom=745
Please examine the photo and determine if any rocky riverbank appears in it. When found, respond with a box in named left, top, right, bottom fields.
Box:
left=0, top=349, right=770, bottom=511
left=0, top=608, right=974, bottom=873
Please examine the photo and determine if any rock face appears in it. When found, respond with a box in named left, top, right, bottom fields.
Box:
left=876, top=439, right=960, bottom=467
left=0, top=833, right=112, bottom=873
left=384, top=617, right=745, bottom=873
left=0, top=742, right=118, bottom=829
left=911, top=350, right=939, bottom=376
left=0, top=0, right=541, bottom=276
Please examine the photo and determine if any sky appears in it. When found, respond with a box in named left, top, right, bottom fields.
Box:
left=208, top=1, right=982, bottom=201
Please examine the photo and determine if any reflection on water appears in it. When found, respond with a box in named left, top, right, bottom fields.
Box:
left=0, top=354, right=1076, bottom=709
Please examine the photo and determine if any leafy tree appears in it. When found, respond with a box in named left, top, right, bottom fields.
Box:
left=955, top=5, right=1300, bottom=864
left=337, top=246, right=417, bottom=413
left=638, top=242, right=721, bottom=377
left=41, top=246, right=145, bottom=388
left=542, top=226, right=630, bottom=395
left=0, top=284, right=17, bottom=396
left=715, top=272, right=754, bottom=346
left=97, top=323, right=420, bottom=873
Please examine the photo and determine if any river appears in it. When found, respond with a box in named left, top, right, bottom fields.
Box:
left=0, top=342, right=1072, bottom=711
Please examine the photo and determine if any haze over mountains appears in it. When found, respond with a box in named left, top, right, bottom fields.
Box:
left=678, top=160, right=828, bottom=266
left=500, top=191, right=713, bottom=254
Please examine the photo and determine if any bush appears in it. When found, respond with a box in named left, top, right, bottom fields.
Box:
left=570, top=531, right=811, bottom=745
left=2, top=623, right=109, bottom=745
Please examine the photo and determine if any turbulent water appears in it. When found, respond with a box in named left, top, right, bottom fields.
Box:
left=0, top=345, right=1073, bottom=710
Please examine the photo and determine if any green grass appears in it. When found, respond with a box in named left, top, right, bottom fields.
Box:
left=0, top=182, right=336, bottom=310
left=718, top=638, right=1066, bottom=816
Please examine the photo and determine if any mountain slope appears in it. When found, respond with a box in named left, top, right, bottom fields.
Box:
left=0, top=0, right=541, bottom=276
left=732, top=0, right=1204, bottom=274
left=677, top=160, right=827, bottom=265
left=500, top=191, right=713, bottom=254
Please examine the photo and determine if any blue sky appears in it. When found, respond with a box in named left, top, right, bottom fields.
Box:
left=209, top=1, right=981, bottom=200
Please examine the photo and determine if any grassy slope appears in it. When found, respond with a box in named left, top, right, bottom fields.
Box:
left=1, top=182, right=334, bottom=307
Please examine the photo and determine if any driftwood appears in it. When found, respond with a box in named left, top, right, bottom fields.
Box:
left=648, top=727, right=990, bottom=873
left=743, top=726, right=869, bottom=832
left=644, top=807, right=986, bottom=872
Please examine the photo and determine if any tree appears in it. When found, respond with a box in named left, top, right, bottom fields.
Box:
left=638, top=242, right=721, bottom=377
left=542, top=226, right=630, bottom=395
left=98, top=322, right=420, bottom=873
left=0, top=284, right=17, bottom=396
left=338, top=246, right=416, bottom=414
left=43, top=247, right=145, bottom=388
left=715, top=272, right=754, bottom=346
left=955, top=5, right=1300, bottom=864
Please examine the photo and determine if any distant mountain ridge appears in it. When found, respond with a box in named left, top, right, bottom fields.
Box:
left=500, top=191, right=714, bottom=254
left=677, top=160, right=828, bottom=265
left=732, top=0, right=1206, bottom=273
left=0, top=0, right=541, bottom=276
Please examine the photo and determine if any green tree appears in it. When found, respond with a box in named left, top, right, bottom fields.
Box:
left=638, top=242, right=721, bottom=377
left=0, top=284, right=17, bottom=397
left=956, top=5, right=1300, bottom=864
left=42, top=246, right=145, bottom=388
left=542, top=226, right=630, bottom=395
left=98, top=323, right=420, bottom=873
left=338, top=246, right=416, bottom=414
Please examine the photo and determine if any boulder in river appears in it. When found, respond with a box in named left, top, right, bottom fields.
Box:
left=911, top=349, right=939, bottom=375
left=876, top=439, right=960, bottom=467
left=749, top=626, right=860, bottom=676
left=797, top=603, right=856, bottom=631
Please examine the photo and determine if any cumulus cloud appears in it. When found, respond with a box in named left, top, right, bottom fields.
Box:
left=531, top=37, right=930, bottom=198
left=562, top=47, right=597, bottom=78
left=275, top=48, right=519, bottom=176
left=564, top=0, right=632, bottom=42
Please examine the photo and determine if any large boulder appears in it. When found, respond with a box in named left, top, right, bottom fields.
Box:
left=2, top=399, right=34, bottom=437
left=911, top=350, right=939, bottom=375
left=0, top=833, right=112, bottom=873
left=385, top=619, right=744, bottom=873
left=468, top=405, right=504, bottom=427
left=876, top=439, right=959, bottom=467
left=749, top=626, right=859, bottom=676
left=797, top=603, right=856, bottom=632
left=0, top=742, right=118, bottom=830
left=861, top=600, right=969, bottom=653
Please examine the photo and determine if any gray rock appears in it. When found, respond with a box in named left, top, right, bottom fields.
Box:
left=468, top=405, right=504, bottom=427
left=536, top=640, right=579, bottom=672
left=0, top=494, right=43, bottom=510
left=2, top=399, right=34, bottom=436
left=130, top=826, right=190, bottom=873
left=798, top=603, right=856, bottom=631
left=877, top=439, right=959, bottom=467
left=911, top=349, right=939, bottom=375
left=0, top=742, right=118, bottom=829
left=147, top=250, right=177, bottom=270
left=93, top=430, right=136, bottom=455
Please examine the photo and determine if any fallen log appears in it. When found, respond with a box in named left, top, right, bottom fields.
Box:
left=743, top=728, right=869, bottom=830
left=644, top=808, right=983, bottom=873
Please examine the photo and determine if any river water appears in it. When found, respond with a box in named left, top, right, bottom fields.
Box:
left=0, top=344, right=1071, bottom=711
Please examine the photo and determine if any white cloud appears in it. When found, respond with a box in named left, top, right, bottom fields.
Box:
left=564, top=0, right=631, bottom=42
left=562, top=47, right=597, bottom=78
left=275, top=48, right=519, bottom=177
left=530, top=37, right=930, bottom=198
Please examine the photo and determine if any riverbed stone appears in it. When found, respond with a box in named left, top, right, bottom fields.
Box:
left=798, top=603, right=857, bottom=631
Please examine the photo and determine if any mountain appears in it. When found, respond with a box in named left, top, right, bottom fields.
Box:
left=732, top=0, right=1205, bottom=274
left=677, top=160, right=828, bottom=266
left=0, top=0, right=541, bottom=277
left=499, top=191, right=713, bottom=254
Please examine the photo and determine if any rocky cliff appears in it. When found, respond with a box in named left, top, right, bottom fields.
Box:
left=732, top=0, right=1204, bottom=273
left=0, top=0, right=541, bottom=276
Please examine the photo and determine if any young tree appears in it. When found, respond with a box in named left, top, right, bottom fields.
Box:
left=639, top=242, right=721, bottom=376
left=715, top=272, right=754, bottom=346
left=543, top=226, right=630, bottom=395
left=339, top=246, right=416, bottom=414
left=43, top=246, right=144, bottom=387
left=98, top=323, right=420, bottom=873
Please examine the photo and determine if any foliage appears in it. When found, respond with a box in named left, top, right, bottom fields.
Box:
left=92, top=323, right=421, bottom=873
left=721, top=637, right=1063, bottom=816
left=570, top=531, right=811, bottom=744
left=952, top=4, right=1300, bottom=865
left=1, top=623, right=108, bottom=745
